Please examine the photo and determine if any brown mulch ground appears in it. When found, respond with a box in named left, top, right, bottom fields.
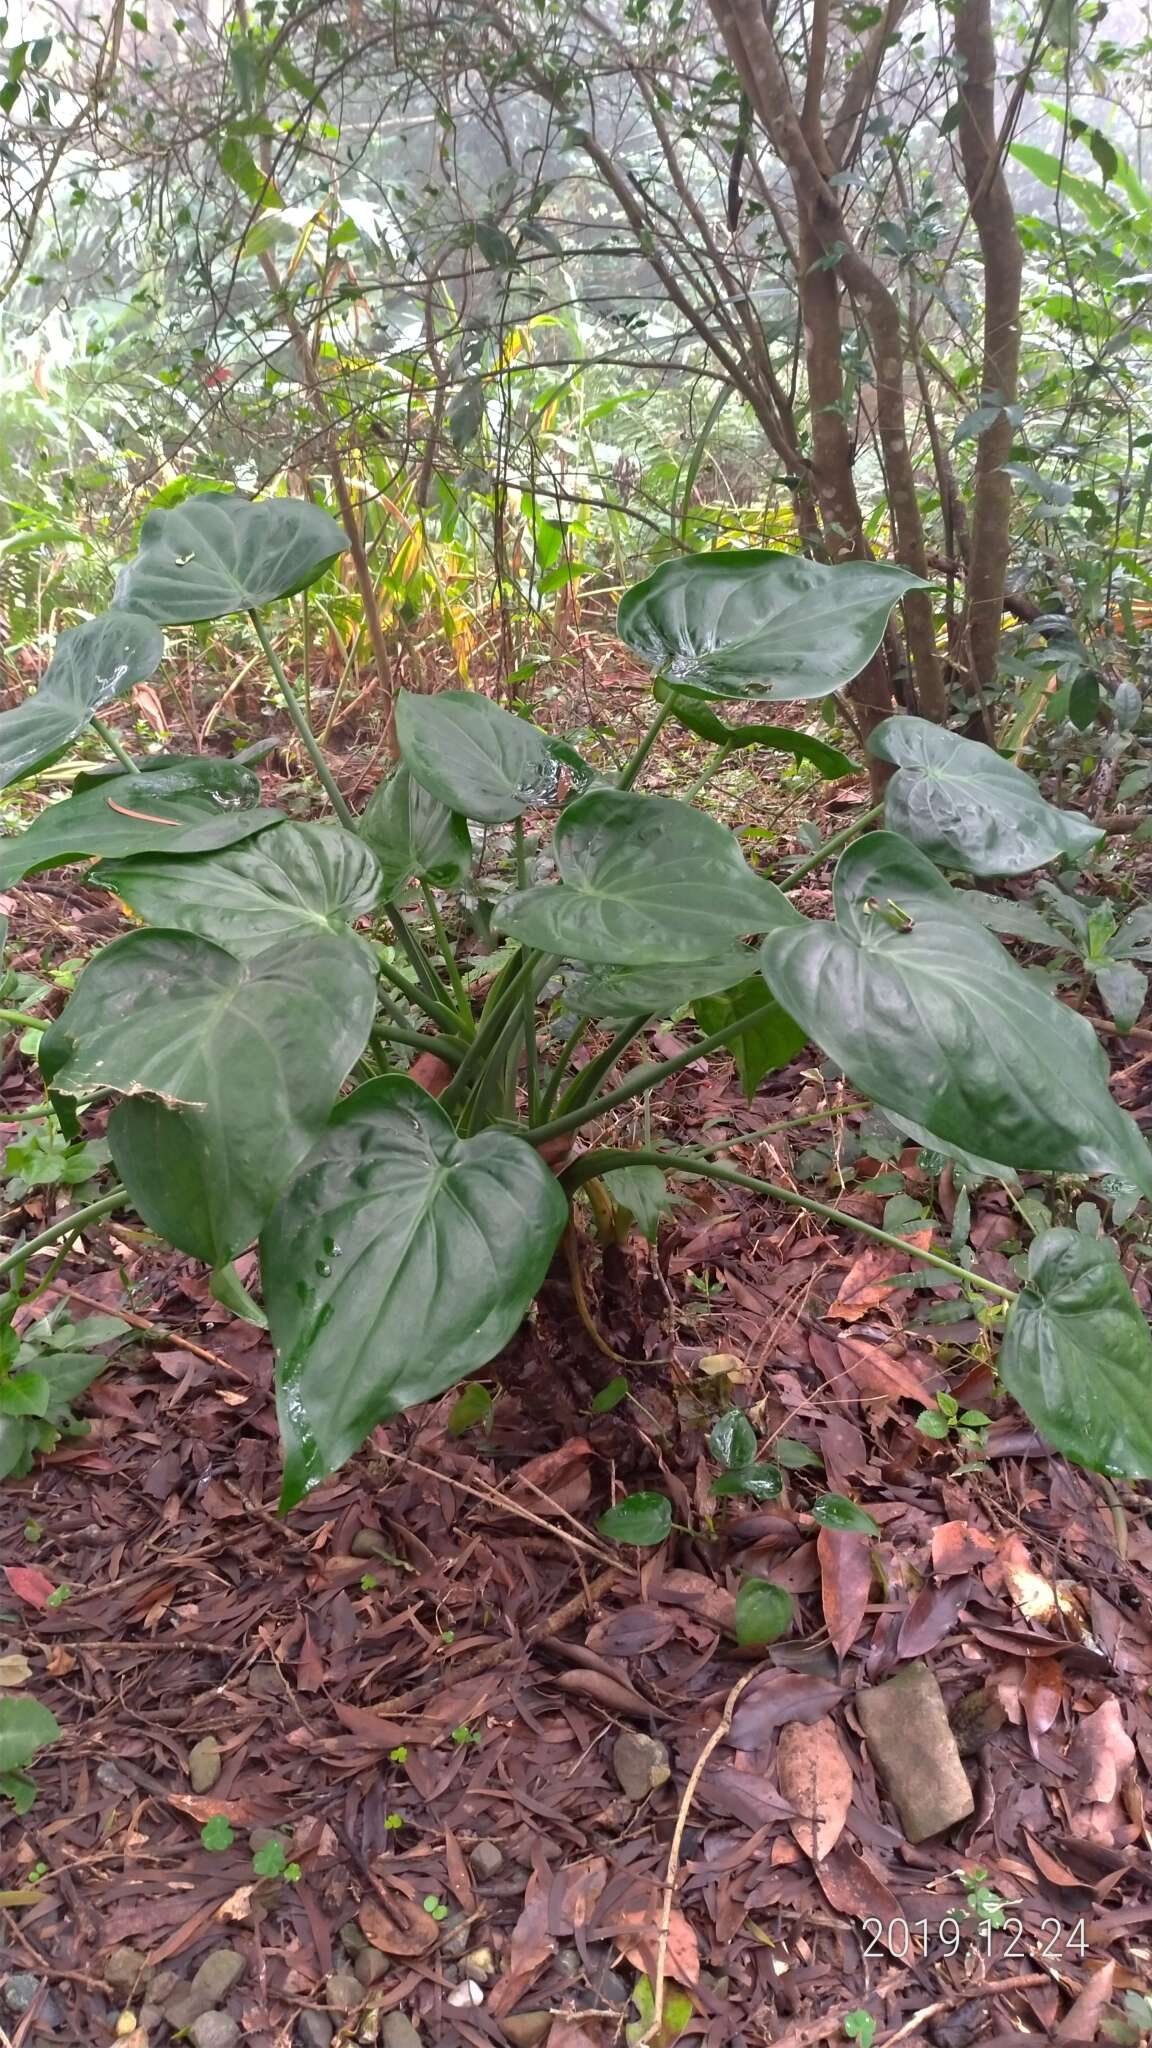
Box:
left=4, top=677, right=1152, bottom=2047
left=4, top=1036, right=1152, bottom=2048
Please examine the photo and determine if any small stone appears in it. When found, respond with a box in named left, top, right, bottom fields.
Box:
left=3, top=1975, right=41, bottom=2016
left=438, top=1911, right=472, bottom=1960
left=189, top=1949, right=247, bottom=2006
left=148, top=1971, right=179, bottom=2007
left=189, top=2017, right=241, bottom=2048
left=248, top=1825, right=284, bottom=1856
left=188, top=1735, right=222, bottom=1793
left=325, top=1970, right=362, bottom=2014
left=462, top=1946, right=495, bottom=1984
left=296, top=2016, right=334, bottom=2048
left=380, top=2018, right=424, bottom=2048
left=447, top=1981, right=484, bottom=2008
left=468, top=1839, right=504, bottom=1881
left=340, top=1919, right=367, bottom=1956
left=500, top=2016, right=551, bottom=2048
left=857, top=1660, right=975, bottom=1843
left=96, top=1759, right=135, bottom=1795
left=247, top=1662, right=284, bottom=1697
left=105, top=1947, right=151, bottom=1998
left=612, top=1729, right=670, bottom=1802
left=138, top=2008, right=162, bottom=2033
left=351, top=1528, right=393, bottom=1558
left=353, top=1946, right=387, bottom=1988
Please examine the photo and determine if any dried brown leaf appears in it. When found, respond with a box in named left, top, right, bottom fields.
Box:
left=817, top=1527, right=872, bottom=1658
left=777, top=1716, right=853, bottom=1862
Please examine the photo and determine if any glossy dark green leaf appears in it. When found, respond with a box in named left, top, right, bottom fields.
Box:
left=775, top=1437, right=824, bottom=1470
left=358, top=764, right=472, bottom=894
left=1094, top=961, right=1147, bottom=1032
left=695, top=976, right=807, bottom=1099
left=709, top=1407, right=757, bottom=1469
left=93, top=821, right=382, bottom=955
left=759, top=833, right=1152, bottom=1197
left=870, top=716, right=1101, bottom=875
left=590, top=1374, right=629, bottom=1413
left=446, top=1383, right=495, bottom=1436
left=811, top=1494, right=879, bottom=1534
left=711, top=1464, right=783, bottom=1501
left=597, top=1491, right=673, bottom=1546
left=72, top=753, right=263, bottom=800
left=0, top=1697, right=60, bottom=1773
left=495, top=789, right=802, bottom=964
left=113, top=492, right=347, bottom=622
left=734, top=1577, right=794, bottom=1646
left=618, top=549, right=930, bottom=702
left=262, top=1076, right=568, bottom=1506
left=569, top=950, right=756, bottom=1021
left=1000, top=1229, right=1152, bottom=1476
left=42, top=929, right=375, bottom=1266
left=0, top=611, right=164, bottom=790
left=601, top=1163, right=679, bottom=1243
left=654, top=683, right=857, bottom=777
left=0, top=767, right=280, bottom=888
left=396, top=689, right=557, bottom=824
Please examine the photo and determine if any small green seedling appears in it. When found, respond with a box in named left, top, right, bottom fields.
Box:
left=451, top=1721, right=480, bottom=1745
left=423, top=1894, right=449, bottom=1921
left=958, top=1865, right=1017, bottom=1930
left=708, top=1407, right=783, bottom=1502
left=916, top=1390, right=992, bottom=1455
left=201, top=1815, right=235, bottom=1850
left=844, top=2013, right=877, bottom=2048
left=251, top=1834, right=300, bottom=1882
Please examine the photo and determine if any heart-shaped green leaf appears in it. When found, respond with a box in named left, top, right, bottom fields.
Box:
left=597, top=1491, right=673, bottom=1546
left=1095, top=960, right=1147, bottom=1032
left=262, top=1076, right=569, bottom=1506
left=694, top=976, right=807, bottom=1100
left=734, top=1577, right=794, bottom=1646
left=811, top=1494, right=879, bottom=1534
left=1000, top=1229, right=1152, bottom=1476
left=618, top=549, right=930, bottom=701
left=709, top=1407, right=757, bottom=1468
left=654, top=683, right=857, bottom=777
left=711, top=1463, right=783, bottom=1501
left=759, top=832, right=1152, bottom=1196
left=41, top=929, right=375, bottom=1266
left=0, top=611, right=165, bottom=790
left=396, top=689, right=557, bottom=824
left=495, top=789, right=802, bottom=964
left=358, top=764, right=472, bottom=894
left=870, top=716, right=1102, bottom=875
left=0, top=761, right=280, bottom=887
left=113, top=492, right=347, bottom=622
left=93, top=821, right=383, bottom=955
left=0, top=1697, right=60, bottom=1773
left=569, top=950, right=756, bottom=1021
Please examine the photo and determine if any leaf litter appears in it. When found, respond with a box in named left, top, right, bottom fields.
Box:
left=4, top=872, right=1152, bottom=2044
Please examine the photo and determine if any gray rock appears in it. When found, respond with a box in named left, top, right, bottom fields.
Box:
left=138, top=2005, right=163, bottom=2031
left=500, top=2016, right=551, bottom=2048
left=296, top=2016, right=334, bottom=2048
left=351, top=1528, right=393, bottom=1558
left=468, top=1838, right=504, bottom=1881
left=438, top=1910, right=473, bottom=1959
left=2, top=1974, right=41, bottom=2016
left=248, top=1824, right=284, bottom=1855
left=191, top=1948, right=248, bottom=2005
left=166, top=1948, right=247, bottom=2028
left=857, top=1661, right=975, bottom=1843
left=354, top=1945, right=388, bottom=1987
left=188, top=1735, right=222, bottom=1793
left=325, top=1969, right=362, bottom=2013
left=96, top=1759, right=135, bottom=1795
left=612, top=1729, right=670, bottom=1801
left=189, top=2016, right=242, bottom=2048
left=380, top=2017, right=424, bottom=2048
left=340, top=1918, right=367, bottom=1955
left=104, top=1945, right=151, bottom=1997
left=149, top=1970, right=180, bottom=2005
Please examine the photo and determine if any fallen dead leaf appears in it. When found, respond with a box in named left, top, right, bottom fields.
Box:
left=932, top=1520, right=997, bottom=1580
left=825, top=1231, right=934, bottom=1320
left=1070, top=1698, right=1136, bottom=1806
left=359, top=1887, right=440, bottom=1956
left=1055, top=1957, right=1115, bottom=2040
left=812, top=1840, right=905, bottom=1950
left=777, top=1716, right=853, bottom=1862
left=3, top=1564, right=57, bottom=1609
left=612, top=1900, right=700, bottom=1985
left=0, top=1653, right=33, bottom=1686
left=817, top=1527, right=872, bottom=1658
